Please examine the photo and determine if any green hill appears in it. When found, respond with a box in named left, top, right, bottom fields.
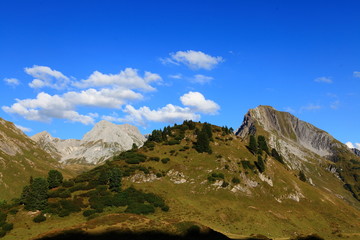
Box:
left=1, top=120, right=359, bottom=240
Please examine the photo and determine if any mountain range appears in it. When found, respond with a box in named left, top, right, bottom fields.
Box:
left=0, top=105, right=359, bottom=240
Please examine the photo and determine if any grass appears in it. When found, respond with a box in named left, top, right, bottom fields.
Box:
left=1, top=121, right=360, bottom=240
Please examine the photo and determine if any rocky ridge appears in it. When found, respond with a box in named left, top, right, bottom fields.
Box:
left=31, top=120, right=146, bottom=164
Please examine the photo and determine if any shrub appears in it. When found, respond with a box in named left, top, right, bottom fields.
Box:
left=161, top=158, right=170, bottom=164
left=58, top=209, right=70, bottom=217
left=1, top=223, right=13, bottom=232
left=59, top=189, right=71, bottom=198
left=0, top=230, right=6, bottom=238
left=232, top=177, right=240, bottom=184
left=299, top=171, right=307, bottom=182
left=149, top=157, right=160, bottom=162
left=161, top=205, right=169, bottom=212
left=62, top=180, right=75, bottom=188
left=221, top=181, right=229, bottom=188
left=47, top=170, right=64, bottom=189
left=33, top=214, right=46, bottom=223
left=83, top=209, right=97, bottom=217
left=125, top=203, right=155, bottom=215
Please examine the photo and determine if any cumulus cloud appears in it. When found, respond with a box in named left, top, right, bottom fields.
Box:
left=15, top=124, right=32, bottom=133
left=314, top=76, right=332, bottom=84
left=26, top=65, right=70, bottom=89
left=2, top=92, right=94, bottom=124
left=2, top=86, right=143, bottom=125
left=191, top=74, right=213, bottom=84
left=120, top=91, right=220, bottom=126
left=169, top=74, right=183, bottom=79
left=4, top=78, right=20, bottom=86
left=180, top=91, right=220, bottom=114
left=121, top=104, right=200, bottom=126
left=354, top=71, right=360, bottom=78
left=161, top=50, right=223, bottom=70
left=346, top=142, right=360, bottom=150
left=73, top=68, right=161, bottom=91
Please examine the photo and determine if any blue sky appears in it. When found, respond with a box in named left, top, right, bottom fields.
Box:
left=1, top=0, right=359, bottom=148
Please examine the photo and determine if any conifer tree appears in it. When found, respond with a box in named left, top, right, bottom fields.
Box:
left=47, top=170, right=63, bottom=189
left=249, top=135, right=258, bottom=154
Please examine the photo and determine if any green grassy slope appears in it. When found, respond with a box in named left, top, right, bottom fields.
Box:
left=1, top=121, right=359, bottom=240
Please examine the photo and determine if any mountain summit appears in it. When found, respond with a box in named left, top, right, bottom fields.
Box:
left=236, top=105, right=360, bottom=200
left=31, top=120, right=146, bottom=164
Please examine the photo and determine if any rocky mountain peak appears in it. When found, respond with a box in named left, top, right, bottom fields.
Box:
left=236, top=105, right=340, bottom=157
left=32, top=120, right=146, bottom=164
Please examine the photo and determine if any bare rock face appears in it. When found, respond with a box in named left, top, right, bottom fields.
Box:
left=351, top=148, right=360, bottom=157
left=236, top=105, right=340, bottom=157
left=31, top=120, right=146, bottom=165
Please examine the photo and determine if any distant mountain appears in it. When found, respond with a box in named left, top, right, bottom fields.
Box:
left=236, top=105, right=360, bottom=200
left=31, top=120, right=146, bottom=164
left=0, top=117, right=74, bottom=201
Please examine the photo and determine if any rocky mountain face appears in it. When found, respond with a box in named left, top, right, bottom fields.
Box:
left=31, top=120, right=146, bottom=165
left=236, top=105, right=360, bottom=200
left=0, top=117, right=73, bottom=200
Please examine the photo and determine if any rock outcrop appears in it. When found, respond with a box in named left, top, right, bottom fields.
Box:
left=236, top=105, right=341, bottom=157
left=31, top=120, right=146, bottom=165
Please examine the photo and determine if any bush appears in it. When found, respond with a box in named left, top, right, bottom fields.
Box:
left=33, top=214, right=46, bottom=223
left=58, top=209, right=70, bottom=217
left=83, top=209, right=97, bottom=217
left=221, top=181, right=229, bottom=188
left=149, top=157, right=160, bottom=162
left=62, top=180, right=75, bottom=188
left=161, top=205, right=169, bottom=212
left=232, top=177, right=240, bottom=184
left=161, top=158, right=170, bottom=164
left=125, top=203, right=155, bottom=215
left=0, top=230, right=6, bottom=238
left=1, top=223, right=13, bottom=232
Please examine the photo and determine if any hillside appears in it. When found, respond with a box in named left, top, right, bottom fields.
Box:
left=1, top=119, right=359, bottom=240
left=0, top=118, right=75, bottom=201
left=236, top=105, right=360, bottom=201
left=31, top=120, right=146, bottom=165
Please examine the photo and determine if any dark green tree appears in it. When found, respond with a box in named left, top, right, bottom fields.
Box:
left=202, top=122, right=213, bottom=140
left=249, top=135, right=258, bottom=154
left=108, top=168, right=122, bottom=192
left=195, top=127, right=212, bottom=154
left=271, top=148, right=285, bottom=164
left=47, top=170, right=64, bottom=189
left=255, top=155, right=266, bottom=173
left=148, top=129, right=163, bottom=142
left=257, top=135, right=269, bottom=154
left=299, top=171, right=307, bottom=182
left=24, top=178, right=49, bottom=211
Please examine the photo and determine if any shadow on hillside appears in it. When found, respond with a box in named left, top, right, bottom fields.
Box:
left=35, top=228, right=325, bottom=240
left=36, top=228, right=235, bottom=240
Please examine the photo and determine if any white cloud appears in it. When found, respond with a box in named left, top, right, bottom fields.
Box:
left=2, top=92, right=95, bottom=125
left=300, top=104, right=321, bottom=112
left=314, top=76, right=332, bottom=84
left=169, top=74, right=182, bottom=79
left=4, top=78, right=20, bottom=86
left=346, top=142, right=360, bottom=150
left=15, top=124, right=32, bottom=133
left=64, top=88, right=143, bottom=108
left=191, top=74, right=213, bottom=84
left=180, top=91, right=220, bottom=114
left=73, top=68, right=161, bottom=91
left=120, top=91, right=220, bottom=126
left=354, top=71, right=360, bottom=78
left=25, top=65, right=70, bottom=89
left=122, top=104, right=200, bottom=126
left=162, top=50, right=223, bottom=70
left=330, top=100, right=340, bottom=109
